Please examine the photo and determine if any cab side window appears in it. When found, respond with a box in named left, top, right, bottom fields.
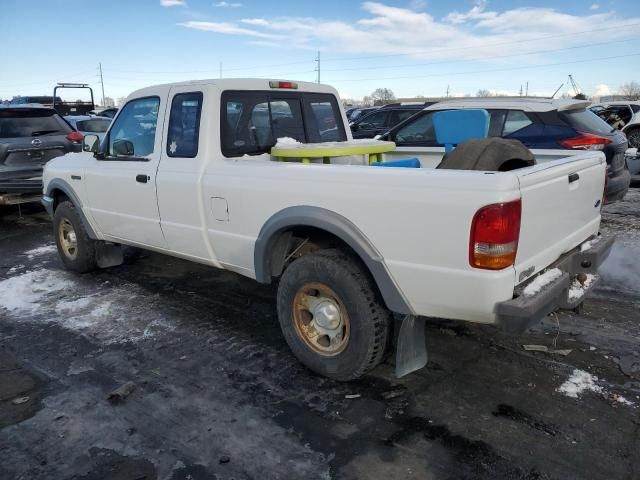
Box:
left=108, top=97, right=160, bottom=159
left=167, top=92, right=203, bottom=158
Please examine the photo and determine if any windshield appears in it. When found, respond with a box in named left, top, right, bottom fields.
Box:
left=0, top=109, right=73, bottom=138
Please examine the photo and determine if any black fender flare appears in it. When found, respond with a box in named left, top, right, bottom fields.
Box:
left=253, top=206, right=412, bottom=314
left=43, top=178, right=98, bottom=239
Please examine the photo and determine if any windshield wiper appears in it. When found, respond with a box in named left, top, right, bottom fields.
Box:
left=31, top=129, right=60, bottom=136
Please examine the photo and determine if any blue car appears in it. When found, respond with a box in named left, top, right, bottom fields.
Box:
left=381, top=97, right=630, bottom=202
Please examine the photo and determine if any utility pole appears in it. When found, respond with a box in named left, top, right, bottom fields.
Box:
left=314, top=51, right=321, bottom=84
left=98, top=62, right=105, bottom=107
left=519, top=84, right=523, bottom=96
left=445, top=84, right=450, bottom=98
left=525, top=81, right=529, bottom=96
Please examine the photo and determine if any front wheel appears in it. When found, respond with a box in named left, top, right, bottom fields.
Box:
left=277, top=249, right=391, bottom=381
left=53, top=201, right=97, bottom=273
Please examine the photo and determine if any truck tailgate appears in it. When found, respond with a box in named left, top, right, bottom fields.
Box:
left=514, top=152, right=605, bottom=285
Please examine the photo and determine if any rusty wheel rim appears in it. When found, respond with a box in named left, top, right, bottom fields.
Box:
left=292, top=282, right=350, bottom=356
left=58, top=218, right=78, bottom=260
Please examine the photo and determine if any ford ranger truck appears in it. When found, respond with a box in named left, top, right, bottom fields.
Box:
left=41, top=79, right=613, bottom=380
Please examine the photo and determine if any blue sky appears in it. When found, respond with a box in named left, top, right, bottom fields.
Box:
left=1, top=0, right=639, bottom=103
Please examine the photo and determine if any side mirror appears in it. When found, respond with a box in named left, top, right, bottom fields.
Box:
left=82, top=134, right=99, bottom=153
left=113, top=139, right=135, bottom=156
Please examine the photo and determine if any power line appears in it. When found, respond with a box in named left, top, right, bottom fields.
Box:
left=325, top=52, right=640, bottom=83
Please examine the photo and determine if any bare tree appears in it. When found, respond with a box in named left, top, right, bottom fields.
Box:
left=476, top=89, right=493, bottom=97
left=370, top=88, right=395, bottom=106
left=619, top=81, right=640, bottom=100
left=103, top=96, right=115, bottom=107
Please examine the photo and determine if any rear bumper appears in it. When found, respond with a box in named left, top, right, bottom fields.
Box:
left=495, top=234, right=614, bottom=333
left=605, top=168, right=630, bottom=203
left=0, top=166, right=43, bottom=194
left=0, top=178, right=43, bottom=194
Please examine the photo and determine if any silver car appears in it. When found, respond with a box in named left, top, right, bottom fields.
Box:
left=65, top=115, right=111, bottom=141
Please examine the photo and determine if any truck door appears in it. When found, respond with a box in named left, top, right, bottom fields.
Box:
left=85, top=92, right=167, bottom=248
left=155, top=87, right=211, bottom=260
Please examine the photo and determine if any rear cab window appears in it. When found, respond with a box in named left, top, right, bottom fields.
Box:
left=220, top=91, right=346, bottom=157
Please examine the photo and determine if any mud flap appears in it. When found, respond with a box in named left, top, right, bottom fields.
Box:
left=95, top=243, right=124, bottom=268
left=395, top=315, right=428, bottom=378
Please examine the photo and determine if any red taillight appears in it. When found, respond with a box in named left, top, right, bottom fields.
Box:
left=559, top=132, right=612, bottom=151
left=66, top=131, right=84, bottom=143
left=269, top=80, right=298, bottom=89
left=469, top=199, right=521, bottom=270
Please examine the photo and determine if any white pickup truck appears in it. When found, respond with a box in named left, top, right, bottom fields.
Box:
left=42, top=79, right=613, bottom=380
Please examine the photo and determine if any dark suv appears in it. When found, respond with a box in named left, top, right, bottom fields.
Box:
left=0, top=106, right=82, bottom=195
left=350, top=102, right=435, bottom=139
left=380, top=98, right=630, bottom=202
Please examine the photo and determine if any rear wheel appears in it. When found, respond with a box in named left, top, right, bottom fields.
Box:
left=53, top=201, right=97, bottom=273
left=277, top=249, right=391, bottom=381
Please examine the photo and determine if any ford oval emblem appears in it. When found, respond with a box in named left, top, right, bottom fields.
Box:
left=31, top=138, right=42, bottom=146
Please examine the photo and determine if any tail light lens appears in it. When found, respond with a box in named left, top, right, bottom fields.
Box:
left=470, top=199, right=521, bottom=270
left=559, top=132, right=612, bottom=151
left=66, top=131, right=84, bottom=143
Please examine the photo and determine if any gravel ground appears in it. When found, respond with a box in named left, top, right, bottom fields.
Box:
left=0, top=190, right=639, bottom=480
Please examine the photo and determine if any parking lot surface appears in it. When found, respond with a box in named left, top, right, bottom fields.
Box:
left=1, top=192, right=639, bottom=480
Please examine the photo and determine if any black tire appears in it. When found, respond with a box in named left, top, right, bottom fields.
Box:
left=53, top=201, right=98, bottom=273
left=277, top=249, right=391, bottom=381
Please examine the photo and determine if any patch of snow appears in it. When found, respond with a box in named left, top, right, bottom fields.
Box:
left=568, top=274, right=597, bottom=301
left=0, top=268, right=175, bottom=345
left=24, top=245, right=57, bottom=257
left=0, top=270, right=74, bottom=313
left=580, top=235, right=601, bottom=252
left=523, top=268, right=563, bottom=297
left=55, top=297, right=94, bottom=314
left=557, top=369, right=603, bottom=398
left=273, top=138, right=392, bottom=150
left=275, top=136, right=301, bottom=146
left=612, top=394, right=634, bottom=406
left=7, top=264, right=25, bottom=274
